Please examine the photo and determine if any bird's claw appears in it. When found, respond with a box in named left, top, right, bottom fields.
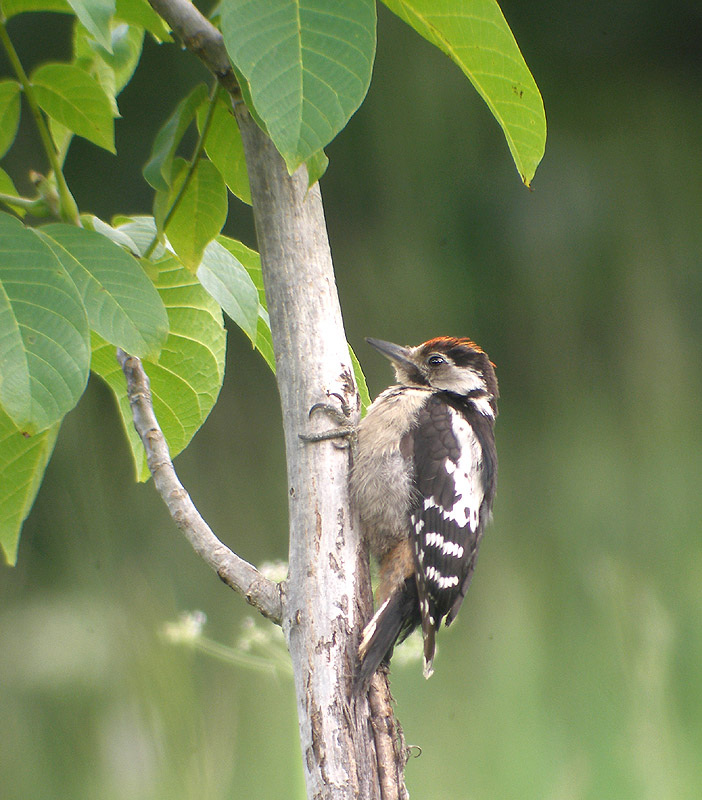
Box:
left=300, top=393, right=356, bottom=448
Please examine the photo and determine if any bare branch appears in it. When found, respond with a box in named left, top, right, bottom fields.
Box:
left=117, top=348, right=283, bottom=625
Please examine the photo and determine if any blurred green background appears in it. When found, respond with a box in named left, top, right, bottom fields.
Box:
left=2, top=2, right=702, bottom=798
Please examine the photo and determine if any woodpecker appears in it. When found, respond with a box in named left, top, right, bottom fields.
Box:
left=350, top=336, right=498, bottom=687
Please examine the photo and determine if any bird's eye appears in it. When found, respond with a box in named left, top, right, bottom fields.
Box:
left=427, top=355, right=445, bottom=366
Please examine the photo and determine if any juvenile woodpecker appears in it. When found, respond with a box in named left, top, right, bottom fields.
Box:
left=350, top=336, right=498, bottom=686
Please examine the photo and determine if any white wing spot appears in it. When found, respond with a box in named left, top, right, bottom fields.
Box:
left=424, top=531, right=464, bottom=558
left=424, top=565, right=460, bottom=589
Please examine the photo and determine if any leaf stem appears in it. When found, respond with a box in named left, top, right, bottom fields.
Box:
left=0, top=19, right=80, bottom=225
left=0, top=192, right=50, bottom=217
left=144, top=80, right=220, bottom=259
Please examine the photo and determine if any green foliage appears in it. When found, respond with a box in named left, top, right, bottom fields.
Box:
left=196, top=239, right=259, bottom=342
left=31, top=62, right=118, bottom=152
left=215, top=235, right=276, bottom=371
left=66, top=0, right=115, bottom=52
left=35, top=223, right=169, bottom=358
left=197, top=92, right=251, bottom=205
left=0, top=0, right=545, bottom=563
left=73, top=19, right=145, bottom=115
left=0, top=213, right=90, bottom=436
left=91, top=253, right=226, bottom=482
left=159, top=158, right=229, bottom=270
left=349, top=345, right=371, bottom=415
left=0, top=81, right=21, bottom=158
left=220, top=0, right=377, bottom=174
left=143, top=84, right=209, bottom=192
left=0, top=167, right=25, bottom=216
left=0, top=408, right=59, bottom=564
left=113, top=0, right=171, bottom=41
left=1, top=0, right=72, bottom=15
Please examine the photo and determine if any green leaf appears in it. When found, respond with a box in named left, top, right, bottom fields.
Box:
left=31, top=62, right=117, bottom=153
left=143, top=83, right=209, bottom=192
left=0, top=81, right=21, bottom=159
left=113, top=214, right=167, bottom=259
left=0, top=406, right=60, bottom=565
left=48, top=119, right=74, bottom=166
left=163, top=158, right=228, bottom=271
left=381, top=0, right=546, bottom=186
left=197, top=93, right=251, bottom=205
left=73, top=20, right=144, bottom=113
left=91, top=257, right=226, bottom=481
left=197, top=239, right=259, bottom=340
left=115, top=0, right=172, bottom=41
left=253, top=312, right=275, bottom=373
left=220, top=0, right=377, bottom=172
left=215, top=236, right=274, bottom=371
left=306, top=149, right=328, bottom=187
left=348, top=344, right=370, bottom=415
left=84, top=214, right=140, bottom=254
left=67, top=0, right=115, bottom=53
left=0, top=212, right=90, bottom=435
left=0, top=168, right=26, bottom=218
left=1, top=0, right=71, bottom=16
left=152, top=155, right=185, bottom=231
left=35, top=223, right=169, bottom=358
left=102, top=23, right=144, bottom=94
left=216, top=236, right=264, bottom=303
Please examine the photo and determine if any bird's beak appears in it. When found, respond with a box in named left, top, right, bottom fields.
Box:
left=365, top=338, right=415, bottom=370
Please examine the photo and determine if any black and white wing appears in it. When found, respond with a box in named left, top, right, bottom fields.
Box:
left=409, top=393, right=497, bottom=677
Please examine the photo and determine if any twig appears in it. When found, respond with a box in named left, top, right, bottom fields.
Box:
left=117, top=348, right=283, bottom=625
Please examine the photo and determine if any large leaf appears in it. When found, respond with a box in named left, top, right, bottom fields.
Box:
left=197, top=93, right=251, bottom=205
left=143, top=83, right=209, bottom=192
left=31, top=62, right=117, bottom=153
left=161, top=158, right=228, bottom=271
left=91, top=256, right=226, bottom=481
left=35, top=223, right=169, bottom=358
left=0, top=213, right=90, bottom=435
left=216, top=235, right=274, bottom=372
left=114, top=0, right=171, bottom=41
left=382, top=0, right=546, bottom=185
left=0, top=81, right=21, bottom=159
left=220, top=0, right=377, bottom=173
left=197, top=239, right=259, bottom=341
left=0, top=407, right=59, bottom=565
left=66, top=0, right=115, bottom=52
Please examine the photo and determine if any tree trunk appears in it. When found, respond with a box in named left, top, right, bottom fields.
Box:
left=235, top=104, right=408, bottom=800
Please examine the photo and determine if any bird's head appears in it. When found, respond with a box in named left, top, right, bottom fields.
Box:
left=366, top=336, right=498, bottom=404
